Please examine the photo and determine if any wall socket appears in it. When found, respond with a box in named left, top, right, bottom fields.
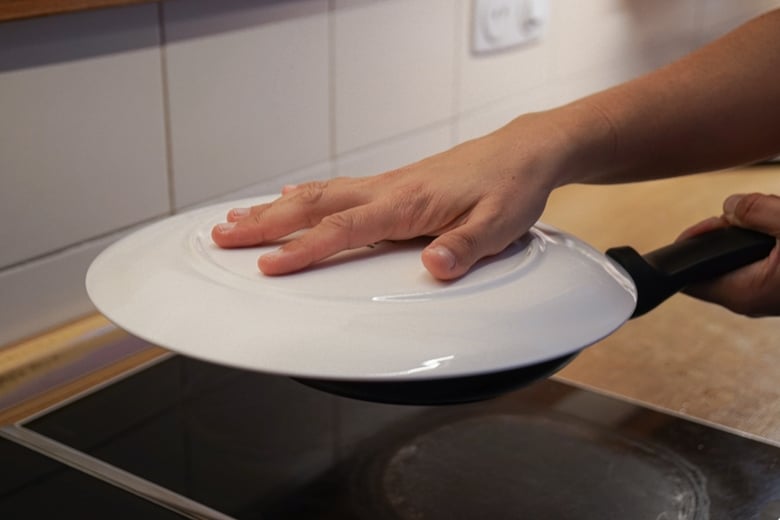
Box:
left=472, top=0, right=549, bottom=54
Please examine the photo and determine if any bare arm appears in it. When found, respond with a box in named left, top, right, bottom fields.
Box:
left=212, top=10, right=780, bottom=288
left=561, top=8, right=780, bottom=184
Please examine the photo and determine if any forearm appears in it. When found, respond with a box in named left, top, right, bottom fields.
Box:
left=212, top=9, right=780, bottom=282
left=539, top=9, right=780, bottom=186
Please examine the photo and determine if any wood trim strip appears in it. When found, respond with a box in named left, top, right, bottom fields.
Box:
left=0, top=0, right=159, bottom=23
left=0, top=314, right=168, bottom=426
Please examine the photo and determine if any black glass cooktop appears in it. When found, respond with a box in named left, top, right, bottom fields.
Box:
left=2, top=354, right=779, bottom=519
left=0, top=435, right=184, bottom=518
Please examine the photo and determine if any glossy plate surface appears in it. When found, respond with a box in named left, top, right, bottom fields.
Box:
left=86, top=197, right=637, bottom=381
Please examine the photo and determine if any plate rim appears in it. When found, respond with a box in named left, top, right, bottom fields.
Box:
left=86, top=196, right=638, bottom=381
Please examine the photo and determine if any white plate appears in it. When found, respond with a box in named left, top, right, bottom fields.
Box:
left=86, top=196, right=637, bottom=381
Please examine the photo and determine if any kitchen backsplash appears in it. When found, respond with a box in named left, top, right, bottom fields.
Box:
left=1, top=0, right=778, bottom=346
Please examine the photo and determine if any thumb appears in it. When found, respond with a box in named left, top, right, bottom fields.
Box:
left=421, top=221, right=516, bottom=280
left=722, top=193, right=780, bottom=236
left=420, top=196, right=547, bottom=280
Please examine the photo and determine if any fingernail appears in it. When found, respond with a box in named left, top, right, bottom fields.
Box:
left=261, top=249, right=283, bottom=261
left=723, top=194, right=742, bottom=215
left=281, top=184, right=298, bottom=194
left=216, top=222, right=236, bottom=233
left=229, top=207, right=250, bottom=218
left=428, top=246, right=457, bottom=271
left=258, top=249, right=286, bottom=272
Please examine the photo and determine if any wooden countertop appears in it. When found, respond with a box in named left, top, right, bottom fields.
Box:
left=542, top=164, right=780, bottom=445
left=0, top=0, right=158, bottom=23
left=1, top=165, right=778, bottom=445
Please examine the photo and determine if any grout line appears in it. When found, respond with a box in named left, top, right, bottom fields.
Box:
left=451, top=0, right=464, bottom=145
left=157, top=2, right=177, bottom=215
left=0, top=5, right=178, bottom=277
left=335, top=117, right=458, bottom=160
left=327, top=0, right=338, bottom=175
left=0, top=215, right=168, bottom=275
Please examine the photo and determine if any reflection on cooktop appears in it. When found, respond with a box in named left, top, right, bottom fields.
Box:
left=348, top=414, right=709, bottom=518
left=0, top=436, right=184, bottom=518
left=7, top=355, right=780, bottom=519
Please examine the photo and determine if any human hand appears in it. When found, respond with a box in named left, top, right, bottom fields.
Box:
left=211, top=114, right=570, bottom=280
left=677, top=193, right=780, bottom=316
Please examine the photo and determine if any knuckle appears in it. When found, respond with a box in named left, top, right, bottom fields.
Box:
left=386, top=179, right=476, bottom=237
left=390, top=184, right=433, bottom=234
left=447, top=231, right=480, bottom=258
left=320, top=211, right=354, bottom=231
left=319, top=212, right=360, bottom=249
left=734, top=193, right=761, bottom=218
left=250, top=214, right=265, bottom=228
left=733, top=193, right=780, bottom=236
left=294, top=181, right=329, bottom=205
left=249, top=206, right=270, bottom=226
left=735, top=193, right=764, bottom=222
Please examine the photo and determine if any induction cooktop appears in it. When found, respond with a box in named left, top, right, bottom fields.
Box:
left=0, top=336, right=778, bottom=519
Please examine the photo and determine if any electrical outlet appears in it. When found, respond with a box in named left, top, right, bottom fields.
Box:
left=472, top=0, right=548, bottom=54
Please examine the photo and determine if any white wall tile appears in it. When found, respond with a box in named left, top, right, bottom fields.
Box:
left=336, top=123, right=454, bottom=178
left=186, top=160, right=333, bottom=209
left=457, top=0, right=554, bottom=114
left=0, top=5, right=169, bottom=269
left=0, top=234, right=122, bottom=347
left=164, top=0, right=330, bottom=209
left=333, top=0, right=457, bottom=154
left=5, top=0, right=771, bottom=344
left=546, top=38, right=696, bottom=108
left=696, top=0, right=780, bottom=31
left=696, top=0, right=780, bottom=45
left=553, top=0, right=698, bottom=80
left=0, top=157, right=330, bottom=347
left=456, top=87, right=557, bottom=143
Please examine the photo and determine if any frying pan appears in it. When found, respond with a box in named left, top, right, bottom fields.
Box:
left=85, top=197, right=775, bottom=407
left=296, top=226, right=775, bottom=405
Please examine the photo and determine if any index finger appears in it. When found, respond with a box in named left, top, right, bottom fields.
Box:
left=257, top=203, right=397, bottom=275
left=211, top=180, right=365, bottom=248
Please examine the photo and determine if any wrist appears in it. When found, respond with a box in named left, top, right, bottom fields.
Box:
left=489, top=101, right=619, bottom=192
left=545, top=101, right=620, bottom=186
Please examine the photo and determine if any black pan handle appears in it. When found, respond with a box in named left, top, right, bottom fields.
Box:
left=606, top=227, right=776, bottom=319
